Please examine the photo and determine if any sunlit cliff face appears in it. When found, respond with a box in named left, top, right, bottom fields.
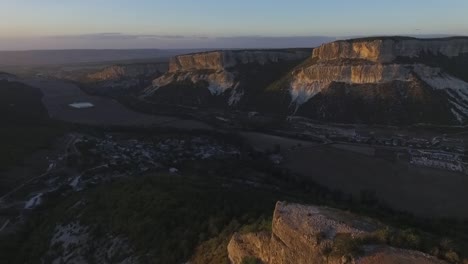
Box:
left=146, top=50, right=310, bottom=100
left=312, top=38, right=468, bottom=62
left=288, top=38, right=468, bottom=123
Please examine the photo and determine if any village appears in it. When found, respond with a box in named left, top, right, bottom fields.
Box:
left=73, top=134, right=242, bottom=176
left=280, top=117, right=468, bottom=174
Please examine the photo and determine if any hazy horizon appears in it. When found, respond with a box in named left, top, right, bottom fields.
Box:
left=1, top=34, right=467, bottom=51
left=1, top=0, right=468, bottom=50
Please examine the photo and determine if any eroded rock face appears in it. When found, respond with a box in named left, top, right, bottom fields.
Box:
left=288, top=37, right=468, bottom=124
left=152, top=69, right=237, bottom=96
left=227, top=202, right=447, bottom=264
left=289, top=64, right=414, bottom=105
left=168, top=50, right=310, bottom=72
left=312, top=37, right=468, bottom=63
left=144, top=50, right=310, bottom=106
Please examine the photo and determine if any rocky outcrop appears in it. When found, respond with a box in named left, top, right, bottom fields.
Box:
left=143, top=50, right=310, bottom=107
left=228, top=202, right=447, bottom=264
left=289, top=64, right=413, bottom=105
left=287, top=37, right=468, bottom=125
left=168, top=50, right=310, bottom=72
left=312, top=37, right=468, bottom=63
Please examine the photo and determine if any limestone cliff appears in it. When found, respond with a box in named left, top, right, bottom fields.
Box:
left=228, top=202, right=447, bottom=264
left=286, top=37, right=468, bottom=125
left=143, top=50, right=310, bottom=107
left=312, top=37, right=468, bottom=63
left=168, top=50, right=310, bottom=72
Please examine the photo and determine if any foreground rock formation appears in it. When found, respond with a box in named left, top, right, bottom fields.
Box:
left=228, top=202, right=447, bottom=264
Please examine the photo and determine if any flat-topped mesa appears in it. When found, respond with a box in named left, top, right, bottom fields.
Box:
left=285, top=37, right=468, bottom=124
left=312, top=37, right=468, bottom=63
left=168, top=50, right=311, bottom=72
left=228, top=202, right=448, bottom=264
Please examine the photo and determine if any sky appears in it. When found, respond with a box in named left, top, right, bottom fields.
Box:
left=0, top=0, right=467, bottom=50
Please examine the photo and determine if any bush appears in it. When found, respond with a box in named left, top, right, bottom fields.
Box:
left=331, top=233, right=364, bottom=257
left=445, top=250, right=460, bottom=263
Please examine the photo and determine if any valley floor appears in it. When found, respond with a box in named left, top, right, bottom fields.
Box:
left=23, top=78, right=211, bottom=129
left=241, top=131, right=468, bottom=218
left=12, top=77, right=468, bottom=219
left=285, top=145, right=468, bottom=219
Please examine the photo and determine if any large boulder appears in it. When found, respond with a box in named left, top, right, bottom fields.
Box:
left=228, top=201, right=447, bottom=264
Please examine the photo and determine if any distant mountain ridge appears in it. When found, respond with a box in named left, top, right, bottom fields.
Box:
left=0, top=49, right=208, bottom=66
